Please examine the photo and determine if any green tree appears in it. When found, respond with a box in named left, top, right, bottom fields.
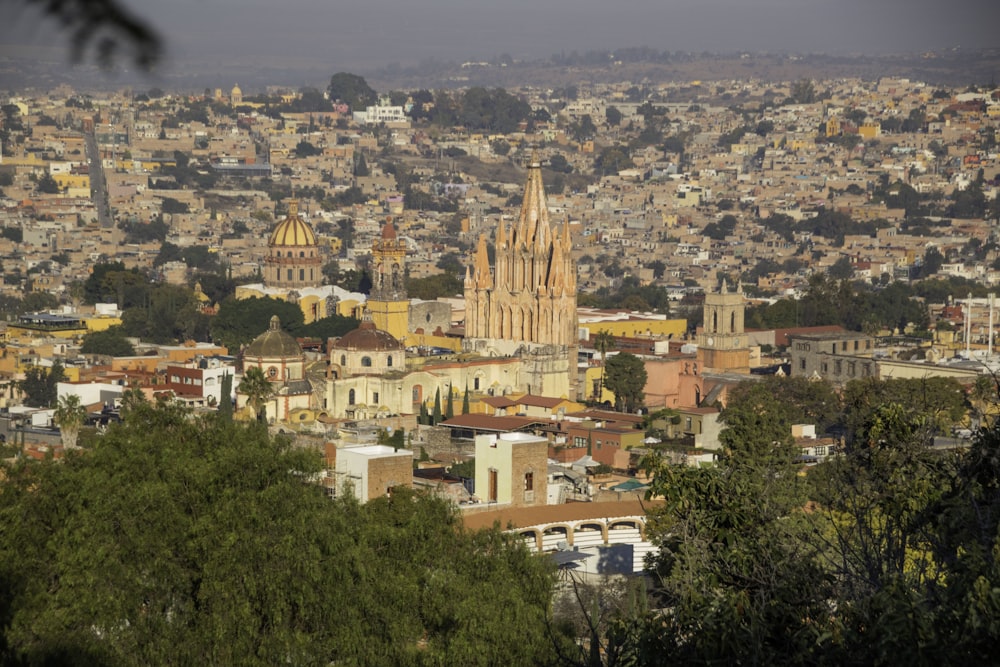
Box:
left=298, top=313, right=360, bottom=341
left=80, top=326, right=137, bottom=357
left=594, top=146, right=633, bottom=176
left=238, top=366, right=274, bottom=422
left=327, top=72, right=377, bottom=111
left=18, top=360, right=65, bottom=408
left=407, top=272, right=464, bottom=300
left=218, top=372, right=233, bottom=420
left=788, top=79, right=817, bottom=104
left=605, top=105, right=623, bottom=127
left=604, top=352, right=646, bottom=413
left=432, top=388, right=442, bottom=425
left=52, top=394, right=87, bottom=449
left=828, top=255, right=855, bottom=280
left=727, top=376, right=841, bottom=433
left=840, top=377, right=967, bottom=447
left=593, top=330, right=616, bottom=402
left=35, top=173, right=60, bottom=194
left=210, top=297, right=304, bottom=351
left=0, top=401, right=557, bottom=664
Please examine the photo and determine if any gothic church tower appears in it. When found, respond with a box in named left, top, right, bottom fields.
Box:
left=464, top=155, right=577, bottom=397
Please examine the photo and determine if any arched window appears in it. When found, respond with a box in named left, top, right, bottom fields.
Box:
left=348, top=389, right=355, bottom=404
left=730, top=311, right=736, bottom=333
left=387, top=355, right=393, bottom=367
left=300, top=251, right=305, bottom=258
left=361, top=356, right=372, bottom=367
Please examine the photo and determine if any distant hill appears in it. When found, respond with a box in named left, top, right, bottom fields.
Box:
left=2, top=47, right=997, bottom=92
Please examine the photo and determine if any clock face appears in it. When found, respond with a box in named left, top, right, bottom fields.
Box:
left=706, top=337, right=715, bottom=347
left=268, top=366, right=277, bottom=378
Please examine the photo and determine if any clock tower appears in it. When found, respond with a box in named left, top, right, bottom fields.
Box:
left=697, top=280, right=750, bottom=374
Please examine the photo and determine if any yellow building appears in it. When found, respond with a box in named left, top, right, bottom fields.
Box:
left=578, top=310, right=686, bottom=340
left=6, top=313, right=90, bottom=340
left=858, top=121, right=881, bottom=140
left=236, top=200, right=365, bottom=324
left=52, top=173, right=90, bottom=191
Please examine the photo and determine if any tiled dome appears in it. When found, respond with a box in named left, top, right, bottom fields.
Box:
left=245, top=316, right=302, bottom=358
left=333, top=320, right=403, bottom=352
left=268, top=200, right=317, bottom=247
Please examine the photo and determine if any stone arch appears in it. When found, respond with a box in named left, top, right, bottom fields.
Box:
left=519, top=528, right=542, bottom=552
left=573, top=521, right=608, bottom=545
left=541, top=524, right=572, bottom=549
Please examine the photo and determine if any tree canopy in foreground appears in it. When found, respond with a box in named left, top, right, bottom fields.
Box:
left=0, top=400, right=554, bottom=666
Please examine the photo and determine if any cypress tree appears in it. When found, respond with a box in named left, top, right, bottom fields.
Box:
left=432, top=389, right=442, bottom=425
left=445, top=388, right=454, bottom=419
left=462, top=386, right=470, bottom=415
left=219, top=372, right=233, bottom=420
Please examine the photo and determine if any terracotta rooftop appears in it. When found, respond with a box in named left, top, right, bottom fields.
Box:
left=439, top=413, right=549, bottom=432
left=463, top=499, right=663, bottom=531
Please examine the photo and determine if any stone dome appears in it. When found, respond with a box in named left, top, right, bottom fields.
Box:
left=268, top=200, right=317, bottom=247
left=334, top=319, right=403, bottom=352
left=245, top=316, right=302, bottom=358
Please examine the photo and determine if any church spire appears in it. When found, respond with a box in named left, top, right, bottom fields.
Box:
left=473, top=233, right=492, bottom=288
left=517, top=151, right=549, bottom=249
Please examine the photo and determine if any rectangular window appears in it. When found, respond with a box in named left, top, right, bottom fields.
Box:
left=799, top=359, right=806, bottom=370
left=287, top=269, right=292, bottom=281
left=372, top=392, right=379, bottom=404
left=524, top=472, right=533, bottom=491
left=299, top=269, right=305, bottom=281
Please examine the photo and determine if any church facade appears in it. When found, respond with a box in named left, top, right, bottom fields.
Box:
left=463, top=157, right=578, bottom=398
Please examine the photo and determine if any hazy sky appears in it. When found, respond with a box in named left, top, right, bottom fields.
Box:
left=2, top=0, right=998, bottom=78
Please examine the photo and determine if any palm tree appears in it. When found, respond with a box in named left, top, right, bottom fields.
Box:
left=594, top=329, right=616, bottom=403
left=238, top=367, right=274, bottom=423
left=53, top=394, right=87, bottom=449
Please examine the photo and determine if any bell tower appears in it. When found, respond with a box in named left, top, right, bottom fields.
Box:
left=697, top=280, right=750, bottom=374
left=368, top=218, right=409, bottom=341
